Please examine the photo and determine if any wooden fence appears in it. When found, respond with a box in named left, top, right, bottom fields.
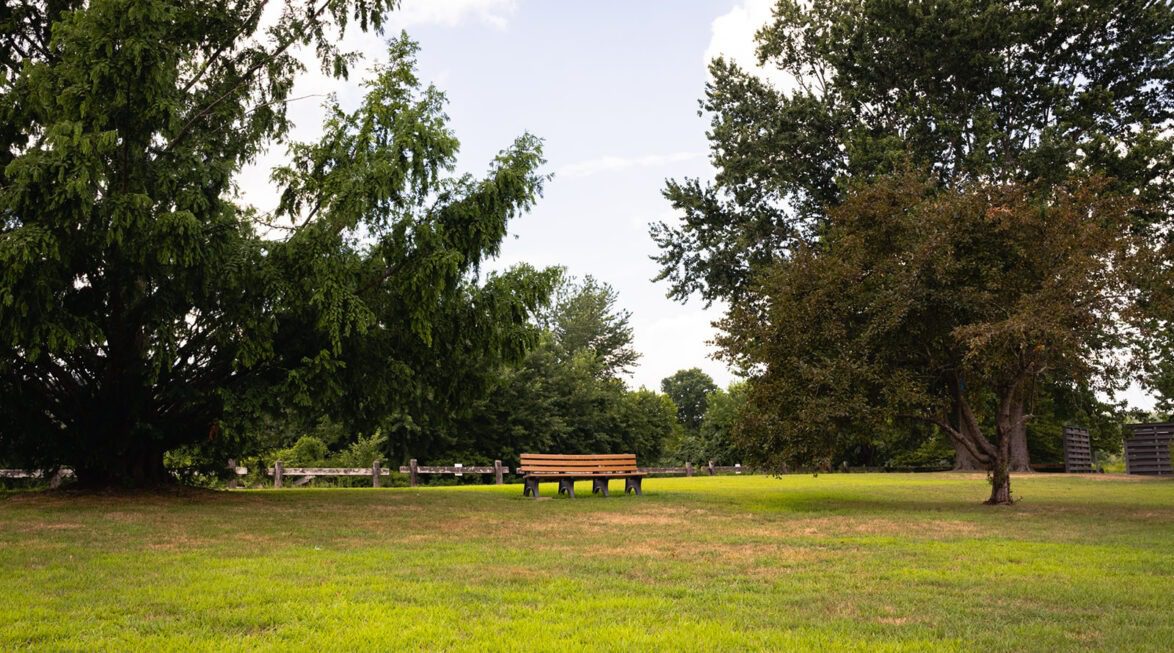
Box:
left=1125, top=423, right=1173, bottom=476
left=262, top=459, right=751, bottom=488
left=268, top=461, right=390, bottom=488
left=399, top=460, right=508, bottom=486
left=0, top=468, right=73, bottom=488
left=1063, top=425, right=1094, bottom=473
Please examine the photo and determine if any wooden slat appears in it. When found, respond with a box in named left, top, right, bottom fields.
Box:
left=520, top=453, right=636, bottom=458
left=267, top=467, right=389, bottom=476
left=524, top=472, right=645, bottom=478
left=1125, top=423, right=1173, bottom=475
left=518, top=463, right=638, bottom=468
left=518, top=461, right=638, bottom=468
left=518, top=457, right=636, bottom=464
left=0, top=469, right=76, bottom=479
left=397, top=466, right=502, bottom=474
left=520, top=455, right=636, bottom=462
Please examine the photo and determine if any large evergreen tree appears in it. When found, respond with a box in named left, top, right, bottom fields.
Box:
left=0, top=1, right=555, bottom=484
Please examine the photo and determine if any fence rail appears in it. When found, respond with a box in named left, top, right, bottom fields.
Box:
left=399, top=459, right=508, bottom=486
left=0, top=468, right=74, bottom=488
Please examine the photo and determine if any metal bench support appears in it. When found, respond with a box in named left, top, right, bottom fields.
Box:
left=592, top=478, right=609, bottom=497
left=557, top=478, right=576, bottom=497
left=625, top=477, right=643, bottom=496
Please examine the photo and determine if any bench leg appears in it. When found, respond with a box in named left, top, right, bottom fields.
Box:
left=592, top=478, right=609, bottom=497
left=625, top=477, right=643, bottom=496
left=523, top=478, right=539, bottom=498
left=558, top=478, right=576, bottom=498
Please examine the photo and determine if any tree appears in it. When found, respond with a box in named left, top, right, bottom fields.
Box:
left=544, top=275, right=640, bottom=378
left=721, top=171, right=1140, bottom=503
left=677, top=382, right=747, bottom=466
left=0, top=2, right=555, bottom=485
left=444, top=279, right=676, bottom=467
left=660, top=368, right=718, bottom=432
left=653, top=0, right=1174, bottom=473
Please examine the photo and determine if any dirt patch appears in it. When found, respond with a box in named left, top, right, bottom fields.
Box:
left=587, top=512, right=689, bottom=527
left=740, top=517, right=982, bottom=539
left=5, top=521, right=86, bottom=533
left=1066, top=473, right=1162, bottom=482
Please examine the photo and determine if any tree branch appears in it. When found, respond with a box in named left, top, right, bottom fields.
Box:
left=162, top=0, right=332, bottom=155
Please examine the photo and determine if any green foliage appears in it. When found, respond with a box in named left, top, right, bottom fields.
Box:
left=660, top=368, right=718, bottom=432
left=543, top=275, right=640, bottom=379
left=334, top=430, right=389, bottom=468
left=652, top=0, right=1174, bottom=305
left=675, top=382, right=747, bottom=465
left=272, top=436, right=330, bottom=468
left=0, top=3, right=556, bottom=484
left=653, top=0, right=1174, bottom=493
left=424, top=279, right=676, bottom=466
left=722, top=171, right=1142, bottom=500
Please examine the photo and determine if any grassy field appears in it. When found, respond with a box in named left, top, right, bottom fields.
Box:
left=2, top=474, right=1172, bottom=652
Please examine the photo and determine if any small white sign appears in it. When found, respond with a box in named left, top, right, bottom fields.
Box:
left=454, top=463, right=463, bottom=477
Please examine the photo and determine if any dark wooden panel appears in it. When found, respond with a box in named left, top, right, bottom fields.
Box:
left=1062, top=425, right=1094, bottom=473
left=1125, top=423, right=1173, bottom=476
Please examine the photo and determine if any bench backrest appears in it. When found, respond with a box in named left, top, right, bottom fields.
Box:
left=518, top=453, right=639, bottom=475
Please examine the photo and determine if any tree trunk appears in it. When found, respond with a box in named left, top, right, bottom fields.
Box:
left=987, top=452, right=1013, bottom=504
left=986, top=415, right=1014, bottom=505
left=951, top=423, right=987, bottom=470
left=1009, top=424, right=1031, bottom=472
left=950, top=379, right=986, bottom=470
left=73, top=442, right=170, bottom=488
left=986, top=389, right=1024, bottom=505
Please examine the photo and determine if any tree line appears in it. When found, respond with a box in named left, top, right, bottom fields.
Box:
left=2, top=1, right=1172, bottom=503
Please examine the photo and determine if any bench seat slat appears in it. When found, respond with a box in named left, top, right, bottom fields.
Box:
left=519, top=453, right=645, bottom=498
left=518, top=464, right=639, bottom=470
left=519, top=469, right=641, bottom=474
left=520, top=453, right=636, bottom=457
left=522, top=472, right=645, bottom=478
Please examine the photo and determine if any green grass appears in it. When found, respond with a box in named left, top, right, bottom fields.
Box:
left=2, top=474, right=1172, bottom=652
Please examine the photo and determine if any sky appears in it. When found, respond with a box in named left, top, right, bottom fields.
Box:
left=235, top=0, right=1156, bottom=410
left=240, top=0, right=783, bottom=392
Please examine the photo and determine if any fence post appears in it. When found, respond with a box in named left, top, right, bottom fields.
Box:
left=372, top=460, right=381, bottom=488
left=274, top=460, right=284, bottom=488
left=685, top=462, right=693, bottom=477
left=708, top=460, right=715, bottom=476
left=494, top=459, right=504, bottom=485
left=409, top=459, right=418, bottom=487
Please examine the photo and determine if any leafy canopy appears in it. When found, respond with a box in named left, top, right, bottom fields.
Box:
left=653, top=0, right=1174, bottom=305
left=0, top=1, right=555, bottom=483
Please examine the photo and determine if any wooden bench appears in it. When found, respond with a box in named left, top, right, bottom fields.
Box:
left=517, top=453, right=644, bottom=498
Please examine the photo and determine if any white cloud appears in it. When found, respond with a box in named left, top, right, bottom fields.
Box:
left=705, top=0, right=797, bottom=91
left=395, top=0, right=518, bottom=29
left=630, top=309, right=734, bottom=391
left=558, top=152, right=704, bottom=179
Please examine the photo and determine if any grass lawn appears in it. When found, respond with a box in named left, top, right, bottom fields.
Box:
left=2, top=473, right=1172, bottom=652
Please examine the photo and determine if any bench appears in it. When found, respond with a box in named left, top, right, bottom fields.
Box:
left=517, top=453, right=644, bottom=498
